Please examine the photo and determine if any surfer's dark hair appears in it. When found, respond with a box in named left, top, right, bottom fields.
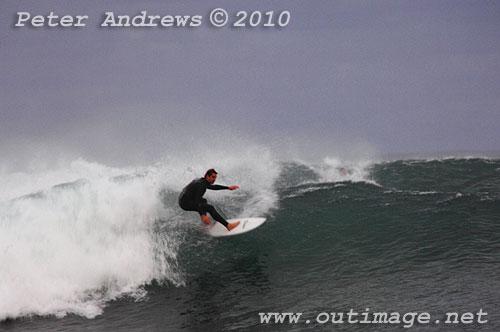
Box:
left=205, top=169, right=218, bottom=178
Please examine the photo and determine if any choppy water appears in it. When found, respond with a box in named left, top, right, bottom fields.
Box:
left=1, top=155, right=499, bottom=331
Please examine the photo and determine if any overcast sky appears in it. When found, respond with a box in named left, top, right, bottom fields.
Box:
left=1, top=0, right=499, bottom=167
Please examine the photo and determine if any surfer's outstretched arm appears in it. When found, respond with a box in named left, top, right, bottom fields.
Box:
left=207, top=184, right=239, bottom=191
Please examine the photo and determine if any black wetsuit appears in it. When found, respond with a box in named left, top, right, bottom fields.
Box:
left=178, top=178, right=230, bottom=227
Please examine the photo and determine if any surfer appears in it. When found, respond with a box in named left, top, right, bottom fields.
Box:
left=179, top=169, right=241, bottom=231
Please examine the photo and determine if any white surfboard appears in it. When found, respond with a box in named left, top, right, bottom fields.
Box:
left=207, top=217, right=266, bottom=237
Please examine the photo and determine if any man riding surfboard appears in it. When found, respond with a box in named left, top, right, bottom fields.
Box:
left=178, top=169, right=240, bottom=231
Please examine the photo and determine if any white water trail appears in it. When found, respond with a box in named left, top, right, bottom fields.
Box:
left=0, top=142, right=281, bottom=320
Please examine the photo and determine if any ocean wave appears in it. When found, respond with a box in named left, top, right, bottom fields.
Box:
left=1, top=153, right=499, bottom=321
left=0, top=145, right=281, bottom=321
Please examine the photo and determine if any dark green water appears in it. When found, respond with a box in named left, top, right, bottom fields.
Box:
left=2, top=158, right=500, bottom=331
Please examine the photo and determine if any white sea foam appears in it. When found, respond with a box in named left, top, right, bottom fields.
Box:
left=312, top=157, right=377, bottom=185
left=0, top=161, right=171, bottom=319
left=0, top=144, right=281, bottom=320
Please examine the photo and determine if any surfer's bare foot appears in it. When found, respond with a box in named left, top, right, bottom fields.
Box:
left=227, top=221, right=240, bottom=231
left=201, top=215, right=211, bottom=225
